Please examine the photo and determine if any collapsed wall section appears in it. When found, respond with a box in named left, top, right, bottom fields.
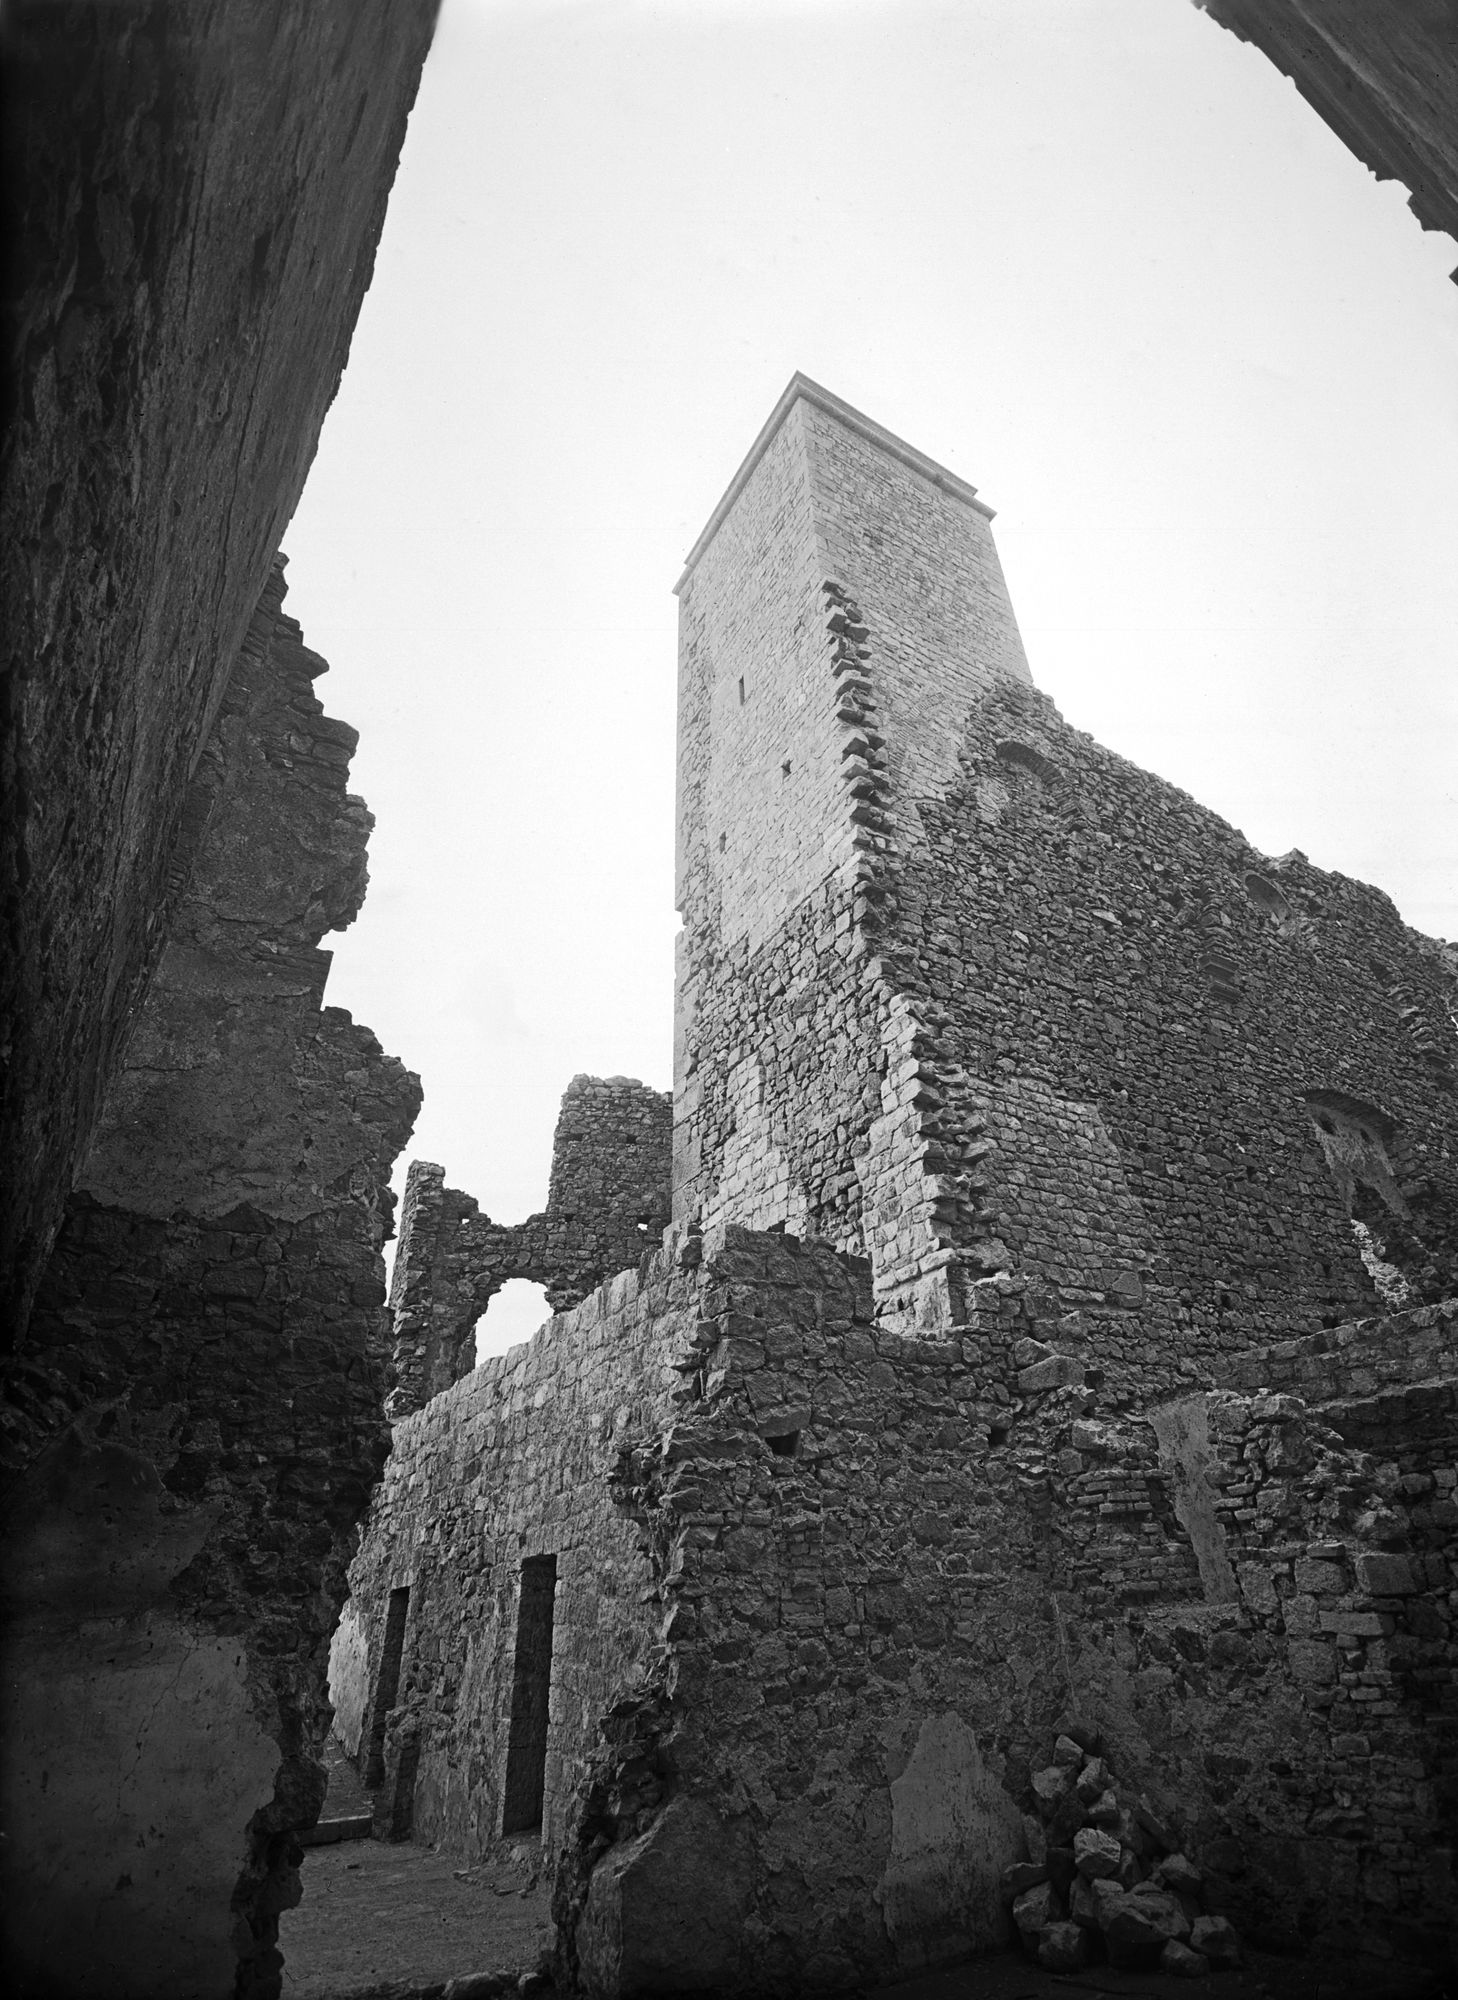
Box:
left=0, top=0, right=438, bottom=1344
left=386, top=1075, right=672, bottom=1414
left=342, top=1224, right=1457, bottom=1992
left=0, top=566, right=420, bottom=2000
left=673, top=375, right=1458, bottom=1368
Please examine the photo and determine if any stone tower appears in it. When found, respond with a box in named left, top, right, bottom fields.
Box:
left=674, top=374, right=1458, bottom=1360
left=673, top=374, right=1034, bottom=1329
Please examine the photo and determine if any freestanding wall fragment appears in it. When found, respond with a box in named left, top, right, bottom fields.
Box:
left=386, top=1075, right=672, bottom=1415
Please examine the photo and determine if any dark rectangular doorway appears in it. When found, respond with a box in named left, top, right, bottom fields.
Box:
left=501, top=1555, right=557, bottom=1833
left=363, top=1584, right=410, bottom=1789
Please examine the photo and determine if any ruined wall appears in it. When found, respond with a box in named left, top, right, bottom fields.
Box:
left=1, top=567, right=420, bottom=2000
left=342, top=1224, right=1457, bottom=1992
left=673, top=377, right=1458, bottom=1358
left=0, top=0, right=439, bottom=1343
left=906, top=673, right=1458, bottom=1374
left=387, top=1075, right=672, bottom=1415
left=1193, top=1, right=1458, bottom=275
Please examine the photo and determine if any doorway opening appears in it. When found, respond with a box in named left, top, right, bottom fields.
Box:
left=501, top=1555, right=558, bottom=1834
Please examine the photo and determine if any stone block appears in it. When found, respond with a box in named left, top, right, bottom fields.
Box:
left=1012, top=1881, right=1055, bottom=1939
left=1160, top=1939, right=1210, bottom=1977
left=1190, top=1915, right=1241, bottom=1966
left=1286, top=1638, right=1339, bottom=1683
left=1018, top=1353, right=1085, bottom=1393
left=1318, top=1610, right=1394, bottom=1637
left=1294, top=1558, right=1346, bottom=1595
left=1352, top=1552, right=1418, bottom=1595
left=1037, top=1919, right=1092, bottom=1970
left=1073, top=1826, right=1122, bottom=1879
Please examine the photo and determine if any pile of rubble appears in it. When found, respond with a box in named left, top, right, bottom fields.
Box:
left=1007, top=1716, right=1242, bottom=1977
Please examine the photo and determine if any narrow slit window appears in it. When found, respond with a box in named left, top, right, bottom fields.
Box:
left=363, top=1584, right=410, bottom=1788
left=737, top=677, right=746, bottom=704
left=501, top=1555, right=557, bottom=1834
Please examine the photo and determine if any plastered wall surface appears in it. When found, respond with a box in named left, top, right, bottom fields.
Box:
left=2, top=569, right=419, bottom=1999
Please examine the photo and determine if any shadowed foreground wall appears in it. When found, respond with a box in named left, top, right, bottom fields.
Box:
left=342, top=1227, right=1457, bottom=1991
left=0, top=0, right=438, bottom=1344
left=1, top=568, right=420, bottom=1999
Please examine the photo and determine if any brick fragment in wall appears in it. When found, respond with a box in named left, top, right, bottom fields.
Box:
left=0, top=0, right=439, bottom=1347
left=343, top=1222, right=1458, bottom=1986
left=1, top=565, right=420, bottom=2000
left=385, top=1074, right=672, bottom=1416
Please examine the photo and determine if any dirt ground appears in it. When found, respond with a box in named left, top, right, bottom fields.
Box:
left=278, top=1837, right=552, bottom=2000
left=280, top=1841, right=1449, bottom=2000
left=867, top=1948, right=1451, bottom=2000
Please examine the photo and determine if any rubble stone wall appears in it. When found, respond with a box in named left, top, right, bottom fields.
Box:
left=1, top=568, right=420, bottom=2000
left=0, top=0, right=438, bottom=1344
left=672, top=378, right=1035, bottom=1326
left=386, top=1076, right=672, bottom=1415
left=343, top=1225, right=1457, bottom=1990
left=672, top=377, right=1458, bottom=1364
left=908, top=674, right=1458, bottom=1375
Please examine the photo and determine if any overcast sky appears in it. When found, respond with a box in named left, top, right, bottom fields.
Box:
left=284, top=0, right=1458, bottom=1355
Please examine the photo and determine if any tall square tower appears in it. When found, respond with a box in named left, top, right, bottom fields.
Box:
left=674, top=376, right=1458, bottom=1365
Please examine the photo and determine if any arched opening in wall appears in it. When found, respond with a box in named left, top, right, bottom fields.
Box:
left=475, top=1281, right=550, bottom=1364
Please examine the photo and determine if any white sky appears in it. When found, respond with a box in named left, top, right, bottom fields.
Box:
left=284, top=0, right=1458, bottom=1352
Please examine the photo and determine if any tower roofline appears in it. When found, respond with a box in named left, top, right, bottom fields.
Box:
left=673, top=372, right=995, bottom=595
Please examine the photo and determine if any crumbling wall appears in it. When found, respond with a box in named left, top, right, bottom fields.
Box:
left=344, top=1223, right=1457, bottom=1992
left=673, top=377, right=1458, bottom=1363
left=0, top=0, right=438, bottom=1345
left=1192, top=1, right=1458, bottom=274
left=906, top=673, right=1458, bottom=1375
left=386, top=1075, right=671, bottom=1415
left=1, top=567, right=420, bottom=2000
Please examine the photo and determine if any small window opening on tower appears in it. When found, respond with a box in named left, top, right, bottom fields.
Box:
left=766, top=1428, right=800, bottom=1458
left=501, top=1555, right=557, bottom=1834
left=737, top=676, right=746, bottom=704
left=718, top=832, right=726, bottom=852
left=781, top=759, right=792, bottom=778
